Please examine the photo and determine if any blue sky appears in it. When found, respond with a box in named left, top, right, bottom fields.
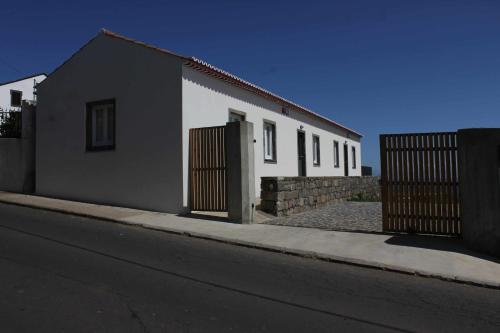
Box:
left=2, top=0, right=500, bottom=174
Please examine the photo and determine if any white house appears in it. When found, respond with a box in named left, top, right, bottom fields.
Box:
left=0, top=74, right=46, bottom=111
left=36, top=30, right=362, bottom=214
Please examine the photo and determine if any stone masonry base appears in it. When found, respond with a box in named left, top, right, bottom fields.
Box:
left=260, top=176, right=381, bottom=217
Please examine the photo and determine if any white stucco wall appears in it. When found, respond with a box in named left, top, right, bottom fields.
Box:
left=182, top=66, right=361, bottom=207
left=36, top=31, right=361, bottom=213
left=0, top=75, right=46, bottom=111
left=37, top=34, right=185, bottom=213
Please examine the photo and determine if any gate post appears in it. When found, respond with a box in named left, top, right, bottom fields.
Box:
left=458, top=128, right=500, bottom=257
left=226, top=121, right=255, bottom=224
left=379, top=135, right=389, bottom=231
left=21, top=102, right=36, bottom=193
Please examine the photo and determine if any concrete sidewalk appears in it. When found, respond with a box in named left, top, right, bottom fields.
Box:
left=1, top=191, right=499, bottom=288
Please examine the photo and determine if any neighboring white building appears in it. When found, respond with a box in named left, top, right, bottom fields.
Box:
left=0, top=74, right=46, bottom=111
left=36, top=30, right=362, bottom=214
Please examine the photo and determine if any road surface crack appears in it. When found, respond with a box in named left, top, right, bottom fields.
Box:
left=125, top=302, right=150, bottom=333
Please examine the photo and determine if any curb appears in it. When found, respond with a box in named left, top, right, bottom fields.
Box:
left=0, top=197, right=499, bottom=290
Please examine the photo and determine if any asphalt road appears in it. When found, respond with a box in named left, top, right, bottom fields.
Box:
left=0, top=203, right=499, bottom=333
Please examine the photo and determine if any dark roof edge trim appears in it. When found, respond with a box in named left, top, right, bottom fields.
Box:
left=101, top=29, right=362, bottom=137
left=184, top=60, right=362, bottom=138
left=0, top=73, right=47, bottom=87
left=43, top=28, right=363, bottom=138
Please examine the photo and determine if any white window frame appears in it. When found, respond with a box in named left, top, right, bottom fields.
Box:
left=333, top=140, right=339, bottom=168
left=86, top=99, right=115, bottom=151
left=263, top=121, right=276, bottom=162
left=313, top=135, right=320, bottom=166
left=228, top=110, right=245, bottom=122
left=10, top=90, right=22, bottom=108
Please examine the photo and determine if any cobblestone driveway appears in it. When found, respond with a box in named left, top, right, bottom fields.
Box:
left=264, top=202, right=382, bottom=232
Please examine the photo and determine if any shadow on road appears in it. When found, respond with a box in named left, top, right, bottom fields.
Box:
left=385, top=234, right=500, bottom=264
left=179, top=212, right=229, bottom=223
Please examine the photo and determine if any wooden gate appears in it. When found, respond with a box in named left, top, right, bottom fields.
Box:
left=189, top=126, right=227, bottom=211
left=380, top=132, right=461, bottom=235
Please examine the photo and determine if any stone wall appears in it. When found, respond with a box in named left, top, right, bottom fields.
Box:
left=260, top=176, right=381, bottom=216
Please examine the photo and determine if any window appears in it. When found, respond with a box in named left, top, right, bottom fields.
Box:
left=10, top=90, right=22, bottom=107
left=313, top=135, right=320, bottom=166
left=263, top=121, right=276, bottom=162
left=333, top=141, right=339, bottom=168
left=229, top=111, right=245, bottom=122
left=86, top=99, right=115, bottom=151
left=352, top=146, right=357, bottom=169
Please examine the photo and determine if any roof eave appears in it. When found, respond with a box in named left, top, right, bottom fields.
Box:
left=100, top=29, right=362, bottom=138
left=184, top=59, right=363, bottom=138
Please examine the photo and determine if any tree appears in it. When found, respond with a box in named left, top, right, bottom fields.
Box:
left=0, top=112, right=21, bottom=138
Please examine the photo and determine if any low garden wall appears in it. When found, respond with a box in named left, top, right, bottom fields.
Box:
left=260, top=176, right=381, bottom=216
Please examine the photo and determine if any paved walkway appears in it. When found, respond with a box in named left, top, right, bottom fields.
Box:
left=266, top=202, right=382, bottom=232
left=0, top=191, right=500, bottom=288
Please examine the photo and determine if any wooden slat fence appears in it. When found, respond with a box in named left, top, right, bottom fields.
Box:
left=380, top=132, right=461, bottom=235
left=189, top=126, right=227, bottom=211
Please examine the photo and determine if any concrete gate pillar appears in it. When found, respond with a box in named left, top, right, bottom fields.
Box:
left=458, top=128, right=500, bottom=257
left=225, top=121, right=255, bottom=224
left=21, top=102, right=36, bottom=193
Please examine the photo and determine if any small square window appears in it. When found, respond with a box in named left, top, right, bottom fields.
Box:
left=10, top=90, right=22, bottom=107
left=313, top=135, right=320, bottom=166
left=86, top=99, right=115, bottom=151
left=333, top=141, right=339, bottom=168
left=352, top=146, right=357, bottom=169
left=263, top=121, right=276, bottom=162
left=229, top=111, right=245, bottom=122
